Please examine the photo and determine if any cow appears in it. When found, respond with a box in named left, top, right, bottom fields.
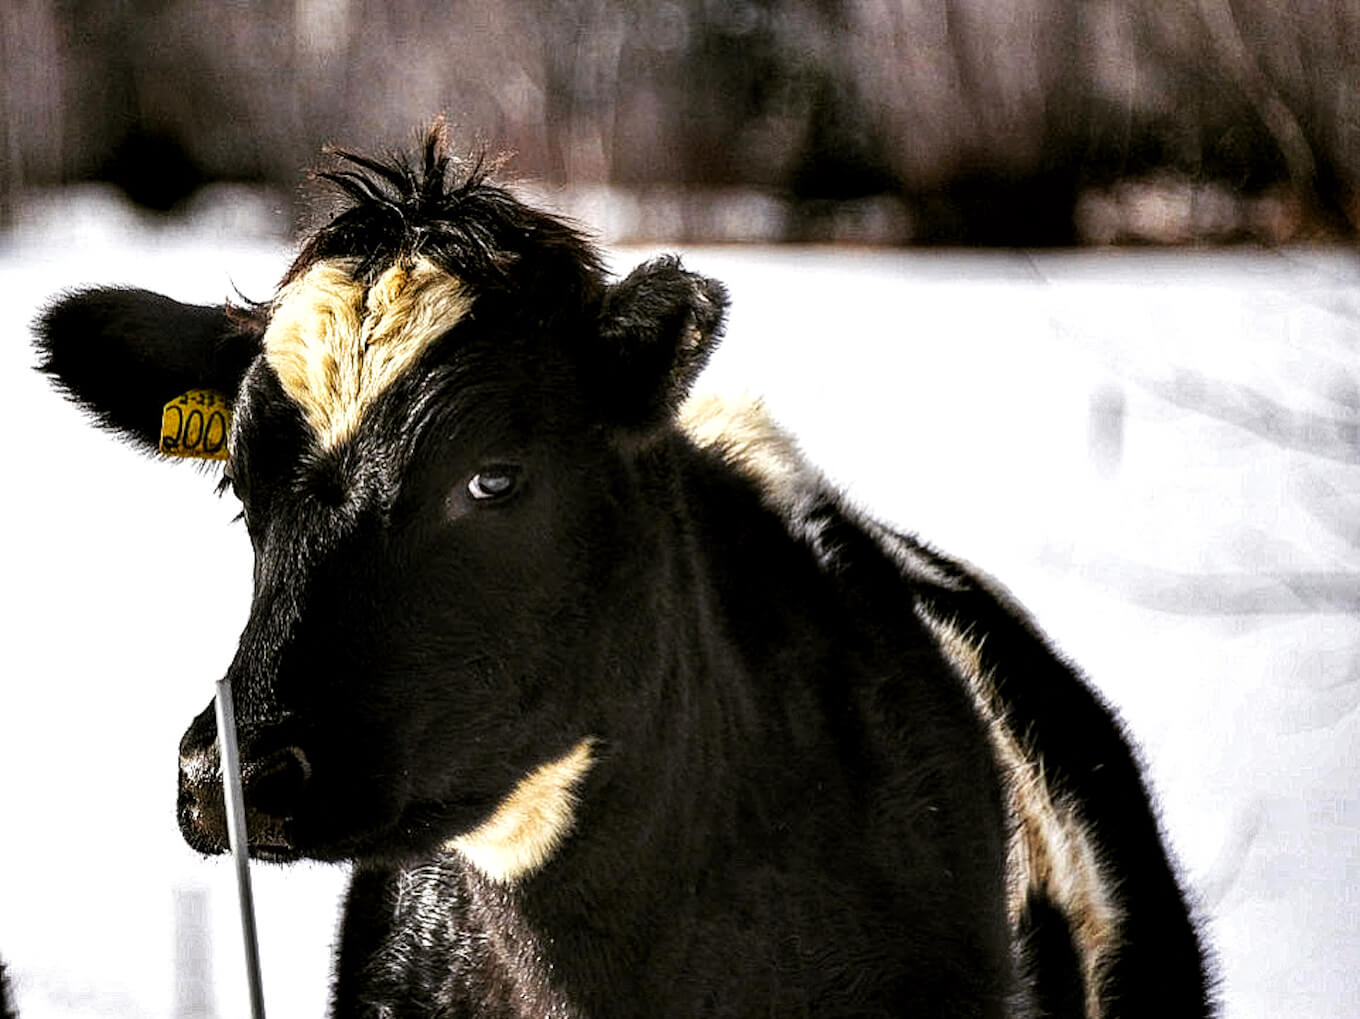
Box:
left=34, top=125, right=1213, bottom=1018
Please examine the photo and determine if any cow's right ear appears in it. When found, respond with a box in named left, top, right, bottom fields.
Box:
left=589, top=256, right=729, bottom=439
left=34, top=288, right=265, bottom=455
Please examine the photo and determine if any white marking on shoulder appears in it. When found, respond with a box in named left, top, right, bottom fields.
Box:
left=915, top=603, right=1122, bottom=1016
left=448, top=738, right=596, bottom=885
left=263, top=256, right=472, bottom=448
left=679, top=393, right=843, bottom=562
left=679, top=393, right=817, bottom=512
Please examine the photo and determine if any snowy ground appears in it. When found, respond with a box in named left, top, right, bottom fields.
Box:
left=1, top=190, right=1357, bottom=1017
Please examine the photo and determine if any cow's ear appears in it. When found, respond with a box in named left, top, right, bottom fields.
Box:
left=35, top=288, right=264, bottom=455
left=592, top=256, right=728, bottom=435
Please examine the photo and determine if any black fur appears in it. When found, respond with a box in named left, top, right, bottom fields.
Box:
left=33, top=127, right=1212, bottom=1018
left=895, top=535, right=1216, bottom=1015
left=1018, top=892, right=1086, bottom=1018
left=0, top=960, right=14, bottom=1019
left=33, top=288, right=261, bottom=453
left=595, top=254, right=728, bottom=430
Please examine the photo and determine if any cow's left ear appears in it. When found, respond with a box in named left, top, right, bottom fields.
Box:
left=591, top=256, right=728, bottom=434
left=35, top=287, right=264, bottom=456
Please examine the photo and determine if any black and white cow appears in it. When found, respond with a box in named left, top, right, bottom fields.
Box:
left=35, top=127, right=1213, bottom=1018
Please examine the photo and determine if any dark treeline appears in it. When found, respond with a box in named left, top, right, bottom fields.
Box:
left=3, top=0, right=1358, bottom=244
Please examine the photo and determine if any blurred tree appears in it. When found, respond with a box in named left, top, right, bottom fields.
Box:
left=2, top=0, right=1357, bottom=242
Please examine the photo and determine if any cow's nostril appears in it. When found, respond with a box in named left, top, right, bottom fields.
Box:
left=245, top=745, right=311, bottom=818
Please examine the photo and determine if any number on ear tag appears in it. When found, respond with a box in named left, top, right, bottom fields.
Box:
left=160, top=390, right=233, bottom=460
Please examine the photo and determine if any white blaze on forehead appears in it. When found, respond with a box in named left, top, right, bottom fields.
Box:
left=448, top=738, right=596, bottom=885
left=263, top=256, right=472, bottom=448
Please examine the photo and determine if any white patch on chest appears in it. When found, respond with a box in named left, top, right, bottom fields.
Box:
left=263, top=256, right=472, bottom=449
left=448, top=738, right=597, bottom=885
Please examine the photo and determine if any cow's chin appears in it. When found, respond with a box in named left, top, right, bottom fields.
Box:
left=176, top=808, right=381, bottom=864
left=179, top=832, right=306, bottom=865
left=175, top=784, right=352, bottom=863
left=175, top=792, right=475, bottom=866
left=286, top=798, right=501, bottom=866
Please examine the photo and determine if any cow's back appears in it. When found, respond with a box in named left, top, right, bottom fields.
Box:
left=682, top=393, right=1213, bottom=1017
left=899, top=533, right=1214, bottom=1016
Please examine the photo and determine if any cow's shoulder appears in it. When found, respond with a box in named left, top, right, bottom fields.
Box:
left=677, top=393, right=965, bottom=592
left=676, top=393, right=1053, bottom=650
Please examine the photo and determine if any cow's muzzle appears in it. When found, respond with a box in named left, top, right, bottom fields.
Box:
left=177, top=709, right=311, bottom=862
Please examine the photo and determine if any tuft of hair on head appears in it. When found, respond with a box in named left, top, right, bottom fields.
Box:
left=288, top=118, right=604, bottom=306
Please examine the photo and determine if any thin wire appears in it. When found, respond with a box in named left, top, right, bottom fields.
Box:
left=215, top=677, right=267, bottom=1019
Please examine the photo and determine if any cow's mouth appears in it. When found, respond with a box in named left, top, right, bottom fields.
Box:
left=178, top=730, right=315, bottom=859
left=242, top=811, right=299, bottom=862
left=177, top=791, right=302, bottom=860
left=249, top=842, right=301, bottom=863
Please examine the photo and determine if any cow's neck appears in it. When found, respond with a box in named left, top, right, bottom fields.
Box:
left=475, top=434, right=843, bottom=1006
left=341, top=434, right=847, bottom=1014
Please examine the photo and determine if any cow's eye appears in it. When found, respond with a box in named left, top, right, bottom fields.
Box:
left=467, top=467, right=520, bottom=501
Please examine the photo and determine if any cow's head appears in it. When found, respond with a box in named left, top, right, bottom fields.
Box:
left=35, top=127, right=727, bottom=874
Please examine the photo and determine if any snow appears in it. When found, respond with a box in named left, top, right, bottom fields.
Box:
left=2, top=193, right=1357, bottom=1017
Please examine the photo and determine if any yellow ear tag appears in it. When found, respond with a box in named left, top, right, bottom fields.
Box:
left=160, top=390, right=233, bottom=460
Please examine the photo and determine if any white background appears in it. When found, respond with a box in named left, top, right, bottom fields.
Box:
left=1, top=189, right=1357, bottom=1017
